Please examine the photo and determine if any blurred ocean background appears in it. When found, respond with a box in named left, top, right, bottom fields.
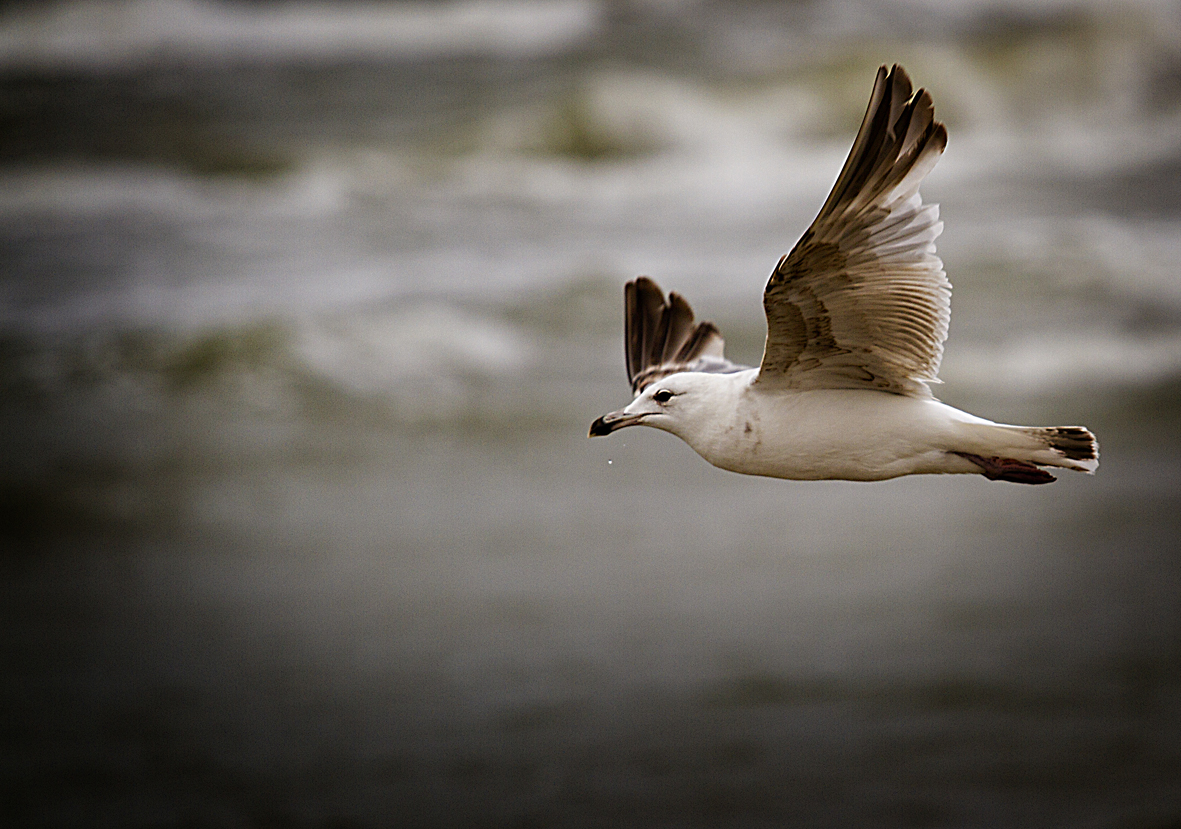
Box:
left=2, top=0, right=1180, bottom=826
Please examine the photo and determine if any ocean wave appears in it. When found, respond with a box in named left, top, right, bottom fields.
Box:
left=943, top=331, right=1181, bottom=394
left=1, top=281, right=1176, bottom=440
left=0, top=0, right=604, bottom=70
left=0, top=296, right=606, bottom=429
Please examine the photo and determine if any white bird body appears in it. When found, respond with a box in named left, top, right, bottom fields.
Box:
left=589, top=65, right=1098, bottom=485
left=611, top=369, right=1095, bottom=482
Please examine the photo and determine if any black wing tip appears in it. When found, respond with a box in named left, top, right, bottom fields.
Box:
left=793, top=62, right=944, bottom=228
left=628, top=275, right=660, bottom=298
left=874, top=63, right=946, bottom=134
left=622, top=277, right=725, bottom=393
left=817, top=62, right=947, bottom=223
left=886, top=63, right=912, bottom=97
left=931, top=120, right=949, bottom=151
left=891, top=67, right=947, bottom=142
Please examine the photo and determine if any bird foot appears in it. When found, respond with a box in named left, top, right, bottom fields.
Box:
left=952, top=452, right=1056, bottom=485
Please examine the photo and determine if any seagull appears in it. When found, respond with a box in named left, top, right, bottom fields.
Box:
left=588, top=64, right=1098, bottom=485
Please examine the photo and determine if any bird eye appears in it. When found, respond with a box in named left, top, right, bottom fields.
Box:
left=653, top=389, right=673, bottom=403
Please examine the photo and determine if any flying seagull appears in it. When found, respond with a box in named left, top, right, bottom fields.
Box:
left=588, top=64, right=1097, bottom=485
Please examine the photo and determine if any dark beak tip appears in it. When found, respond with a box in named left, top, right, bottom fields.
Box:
left=588, top=416, right=610, bottom=438
left=589, top=411, right=642, bottom=437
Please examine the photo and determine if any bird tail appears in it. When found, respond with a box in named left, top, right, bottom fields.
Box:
left=1032, top=426, right=1100, bottom=471
left=954, top=424, right=1099, bottom=484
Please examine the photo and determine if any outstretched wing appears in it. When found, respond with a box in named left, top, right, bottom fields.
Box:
left=757, top=64, right=950, bottom=398
left=624, top=276, right=750, bottom=395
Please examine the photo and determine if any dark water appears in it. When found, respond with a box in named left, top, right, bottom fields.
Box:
left=2, top=1, right=1181, bottom=826
left=5, top=422, right=1181, bottom=827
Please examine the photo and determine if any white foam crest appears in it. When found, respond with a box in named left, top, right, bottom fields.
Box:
left=479, top=68, right=828, bottom=160
left=295, top=306, right=535, bottom=398
left=0, top=163, right=348, bottom=222
left=941, top=213, right=1181, bottom=312
left=894, top=0, right=1180, bottom=28
left=0, top=0, right=603, bottom=70
left=944, top=331, right=1181, bottom=394
left=450, top=69, right=850, bottom=234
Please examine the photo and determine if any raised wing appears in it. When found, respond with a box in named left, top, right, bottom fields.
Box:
left=757, top=64, right=950, bottom=398
left=624, top=276, right=749, bottom=395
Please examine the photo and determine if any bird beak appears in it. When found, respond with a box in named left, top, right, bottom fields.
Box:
left=588, top=409, right=645, bottom=437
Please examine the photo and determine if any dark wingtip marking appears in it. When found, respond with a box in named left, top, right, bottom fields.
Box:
left=623, top=277, right=725, bottom=393
left=811, top=63, right=946, bottom=229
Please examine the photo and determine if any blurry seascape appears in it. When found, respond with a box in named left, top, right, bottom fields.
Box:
left=1, top=0, right=1180, bottom=826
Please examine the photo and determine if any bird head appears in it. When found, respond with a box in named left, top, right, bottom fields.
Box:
left=588, top=373, right=709, bottom=438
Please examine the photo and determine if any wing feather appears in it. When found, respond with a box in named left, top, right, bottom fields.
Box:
left=755, top=64, right=950, bottom=397
left=623, top=277, right=748, bottom=394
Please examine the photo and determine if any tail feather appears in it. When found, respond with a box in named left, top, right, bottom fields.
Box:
left=1023, top=425, right=1099, bottom=474
left=1040, top=426, right=1099, bottom=465
left=956, top=423, right=1099, bottom=484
